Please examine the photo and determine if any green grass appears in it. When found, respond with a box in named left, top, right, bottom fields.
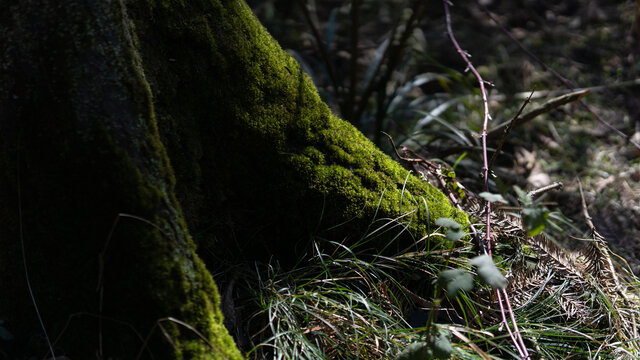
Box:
left=236, top=205, right=640, bottom=359
left=242, top=1, right=640, bottom=358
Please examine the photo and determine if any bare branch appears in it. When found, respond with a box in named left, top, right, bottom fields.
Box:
left=477, top=1, right=640, bottom=150
left=347, top=0, right=360, bottom=122
left=487, top=88, right=590, bottom=141
left=295, top=0, right=341, bottom=97
left=443, top=0, right=492, bottom=253
left=527, top=181, right=564, bottom=200
left=354, top=1, right=425, bottom=133
left=444, top=2, right=529, bottom=358
left=489, top=89, right=535, bottom=172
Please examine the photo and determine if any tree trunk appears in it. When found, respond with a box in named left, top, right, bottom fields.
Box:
left=0, top=0, right=465, bottom=358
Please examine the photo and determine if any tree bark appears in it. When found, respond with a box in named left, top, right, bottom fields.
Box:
left=126, top=0, right=466, bottom=264
left=0, top=0, right=465, bottom=358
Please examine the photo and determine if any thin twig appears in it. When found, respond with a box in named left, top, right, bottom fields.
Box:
left=577, top=178, right=596, bottom=232
left=382, top=131, right=423, bottom=163
left=491, top=79, right=640, bottom=102
left=502, top=288, right=529, bottom=356
left=496, top=289, right=527, bottom=358
left=384, top=131, right=487, bottom=252
left=476, top=3, right=573, bottom=87
left=489, top=89, right=535, bottom=172
left=487, top=88, right=590, bottom=140
left=443, top=0, right=493, bottom=253
left=53, top=312, right=154, bottom=359
left=374, top=2, right=425, bottom=145
left=17, top=151, right=56, bottom=359
left=527, top=181, right=563, bottom=200
left=135, top=317, right=219, bottom=360
left=477, top=2, right=640, bottom=150
left=354, top=1, right=424, bottom=135
left=449, top=328, right=492, bottom=360
left=354, top=23, right=398, bottom=123
left=444, top=2, right=529, bottom=358
left=295, top=0, right=341, bottom=97
left=347, top=0, right=360, bottom=122
left=96, top=213, right=174, bottom=358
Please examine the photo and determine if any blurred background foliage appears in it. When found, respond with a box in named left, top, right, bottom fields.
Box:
left=248, top=0, right=640, bottom=273
left=215, top=2, right=640, bottom=358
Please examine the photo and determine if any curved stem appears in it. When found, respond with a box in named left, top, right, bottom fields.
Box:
left=442, top=1, right=529, bottom=358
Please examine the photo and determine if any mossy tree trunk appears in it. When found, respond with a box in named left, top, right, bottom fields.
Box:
left=0, top=1, right=241, bottom=358
left=0, top=0, right=465, bottom=358
left=126, top=0, right=466, bottom=264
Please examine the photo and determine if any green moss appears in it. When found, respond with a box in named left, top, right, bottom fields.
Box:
left=1, top=0, right=469, bottom=358
left=301, top=146, right=326, bottom=165
left=0, top=0, right=242, bottom=358
left=125, top=0, right=467, bottom=266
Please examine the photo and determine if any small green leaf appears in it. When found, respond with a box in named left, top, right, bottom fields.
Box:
left=396, top=342, right=430, bottom=360
left=523, top=206, right=549, bottom=236
left=514, top=186, right=531, bottom=205
left=452, top=152, right=467, bottom=170
left=469, top=254, right=493, bottom=268
left=445, top=228, right=465, bottom=242
left=470, top=255, right=507, bottom=289
left=438, top=268, right=473, bottom=298
left=432, top=329, right=453, bottom=359
left=479, top=192, right=508, bottom=204
left=435, top=217, right=461, bottom=229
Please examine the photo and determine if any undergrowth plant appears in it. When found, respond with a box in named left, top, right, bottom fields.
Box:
left=240, top=183, right=640, bottom=359
left=241, top=199, right=640, bottom=359
left=242, top=0, right=640, bottom=359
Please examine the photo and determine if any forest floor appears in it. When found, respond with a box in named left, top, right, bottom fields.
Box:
left=251, top=0, right=640, bottom=273
left=234, top=2, right=640, bottom=358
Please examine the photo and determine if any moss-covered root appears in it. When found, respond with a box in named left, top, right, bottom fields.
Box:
left=0, top=1, right=241, bottom=359
left=129, top=0, right=467, bottom=263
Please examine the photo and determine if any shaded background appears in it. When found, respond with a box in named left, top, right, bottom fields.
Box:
left=248, top=0, right=640, bottom=272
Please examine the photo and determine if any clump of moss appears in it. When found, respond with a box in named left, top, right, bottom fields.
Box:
left=127, top=0, right=467, bottom=265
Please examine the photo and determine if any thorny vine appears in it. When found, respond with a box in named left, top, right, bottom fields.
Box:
left=442, top=1, right=529, bottom=358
